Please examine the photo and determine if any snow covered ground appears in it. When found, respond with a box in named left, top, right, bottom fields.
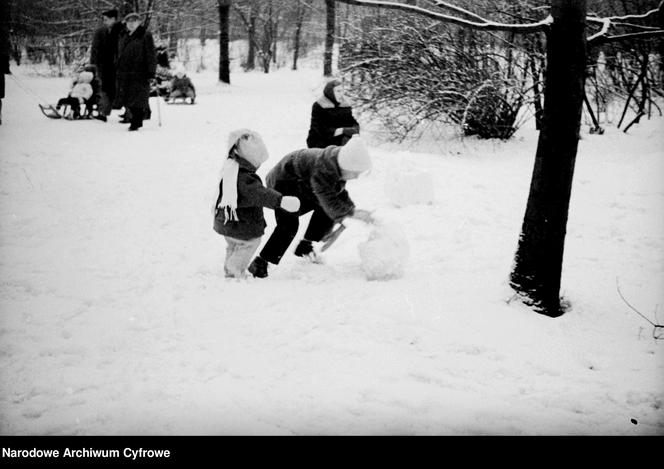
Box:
left=0, top=65, right=662, bottom=435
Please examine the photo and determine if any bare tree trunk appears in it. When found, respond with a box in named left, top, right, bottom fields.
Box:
left=219, top=0, right=231, bottom=84
left=246, top=3, right=257, bottom=70
left=144, top=0, right=155, bottom=29
left=529, top=55, right=544, bottom=130
left=324, top=0, right=335, bottom=76
left=292, top=1, right=306, bottom=70
left=510, top=0, right=588, bottom=317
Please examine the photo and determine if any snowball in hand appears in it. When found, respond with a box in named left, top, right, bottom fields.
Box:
left=358, top=223, right=410, bottom=281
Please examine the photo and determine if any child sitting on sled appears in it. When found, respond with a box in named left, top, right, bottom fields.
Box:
left=167, top=68, right=195, bottom=103
left=55, top=70, right=94, bottom=119
left=213, top=129, right=301, bottom=279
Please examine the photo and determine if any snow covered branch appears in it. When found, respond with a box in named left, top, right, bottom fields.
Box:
left=589, top=29, right=664, bottom=45
left=427, top=0, right=486, bottom=23
left=587, top=18, right=610, bottom=42
left=589, top=3, right=662, bottom=23
left=334, top=0, right=552, bottom=33
left=587, top=1, right=664, bottom=45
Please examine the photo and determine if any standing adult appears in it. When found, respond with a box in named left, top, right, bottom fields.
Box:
left=0, top=0, right=11, bottom=125
left=90, top=8, right=124, bottom=121
left=114, top=12, right=156, bottom=131
left=306, top=79, right=360, bottom=149
left=247, top=136, right=375, bottom=279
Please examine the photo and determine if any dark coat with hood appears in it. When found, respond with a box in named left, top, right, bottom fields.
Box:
left=266, top=146, right=355, bottom=223
left=306, top=84, right=360, bottom=149
left=213, top=157, right=283, bottom=241
left=114, top=25, right=156, bottom=109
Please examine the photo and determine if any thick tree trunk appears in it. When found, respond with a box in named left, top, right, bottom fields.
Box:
left=218, top=0, right=231, bottom=84
left=324, top=0, right=335, bottom=76
left=509, top=0, right=587, bottom=317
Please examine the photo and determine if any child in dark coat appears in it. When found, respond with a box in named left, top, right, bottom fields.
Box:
left=168, top=69, right=196, bottom=103
left=306, top=78, right=360, bottom=149
left=247, top=135, right=374, bottom=279
left=214, top=129, right=301, bottom=278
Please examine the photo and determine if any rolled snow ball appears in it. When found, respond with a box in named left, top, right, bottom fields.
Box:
left=384, top=169, right=435, bottom=207
left=358, top=223, right=410, bottom=281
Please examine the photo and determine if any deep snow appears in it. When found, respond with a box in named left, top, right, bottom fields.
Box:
left=0, top=64, right=662, bottom=435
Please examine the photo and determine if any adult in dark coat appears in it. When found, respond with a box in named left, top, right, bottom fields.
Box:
left=248, top=136, right=375, bottom=279
left=90, top=8, right=124, bottom=118
left=114, top=13, right=156, bottom=131
left=306, top=79, right=360, bottom=149
left=0, top=0, right=11, bottom=125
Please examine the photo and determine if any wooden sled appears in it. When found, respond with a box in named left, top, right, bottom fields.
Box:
left=39, top=104, right=63, bottom=119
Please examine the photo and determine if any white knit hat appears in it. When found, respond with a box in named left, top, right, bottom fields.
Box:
left=338, top=136, right=372, bottom=173
left=78, top=71, right=94, bottom=84
left=227, top=129, right=269, bottom=168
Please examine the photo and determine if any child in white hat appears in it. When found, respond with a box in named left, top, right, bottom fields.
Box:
left=247, top=135, right=374, bottom=278
left=213, top=129, right=301, bottom=278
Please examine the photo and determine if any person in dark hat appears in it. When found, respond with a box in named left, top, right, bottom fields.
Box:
left=114, top=12, right=156, bottom=131
left=306, top=78, right=360, bottom=149
left=90, top=8, right=124, bottom=121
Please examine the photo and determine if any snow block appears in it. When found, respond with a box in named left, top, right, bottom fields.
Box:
left=359, top=223, right=409, bottom=281
left=384, top=168, right=435, bottom=207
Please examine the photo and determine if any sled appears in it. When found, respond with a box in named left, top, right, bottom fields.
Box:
left=39, top=104, right=63, bottom=119
left=165, top=97, right=195, bottom=105
left=320, top=223, right=346, bottom=252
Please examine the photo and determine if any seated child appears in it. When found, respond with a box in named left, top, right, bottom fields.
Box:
left=168, top=69, right=196, bottom=103
left=213, top=129, right=300, bottom=279
left=81, top=64, right=109, bottom=120
left=55, top=70, right=94, bottom=119
left=153, top=64, right=173, bottom=97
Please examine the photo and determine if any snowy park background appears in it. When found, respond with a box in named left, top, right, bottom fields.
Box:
left=0, top=58, right=663, bottom=435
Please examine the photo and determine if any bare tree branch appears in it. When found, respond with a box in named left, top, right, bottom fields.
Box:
left=616, top=278, right=664, bottom=340
left=333, top=0, right=553, bottom=33
left=588, top=4, right=661, bottom=22
left=427, top=0, right=485, bottom=23
left=589, top=29, right=664, bottom=45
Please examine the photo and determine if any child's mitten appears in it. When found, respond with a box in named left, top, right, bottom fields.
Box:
left=280, top=196, right=301, bottom=213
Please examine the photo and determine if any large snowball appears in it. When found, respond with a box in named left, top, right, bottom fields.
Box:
left=358, top=223, right=410, bottom=281
left=384, top=168, right=435, bottom=207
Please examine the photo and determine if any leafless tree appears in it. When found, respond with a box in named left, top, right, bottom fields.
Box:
left=335, top=0, right=664, bottom=317
left=218, top=0, right=231, bottom=83
left=324, top=0, right=336, bottom=76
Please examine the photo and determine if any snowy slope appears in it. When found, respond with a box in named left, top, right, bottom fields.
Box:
left=0, top=66, right=662, bottom=435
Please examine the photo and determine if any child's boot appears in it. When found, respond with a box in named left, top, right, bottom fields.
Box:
left=294, top=240, right=323, bottom=264
left=248, top=256, right=268, bottom=278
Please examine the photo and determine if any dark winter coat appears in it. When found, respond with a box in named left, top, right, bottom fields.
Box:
left=114, top=25, right=156, bottom=109
left=171, top=76, right=195, bottom=94
left=213, top=157, right=283, bottom=241
left=266, top=146, right=355, bottom=223
left=90, top=22, right=123, bottom=99
left=0, top=0, right=11, bottom=99
left=306, top=96, right=360, bottom=149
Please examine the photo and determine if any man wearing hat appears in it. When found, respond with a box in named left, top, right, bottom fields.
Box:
left=90, top=8, right=124, bottom=120
left=248, top=135, right=374, bottom=278
left=114, top=12, right=156, bottom=131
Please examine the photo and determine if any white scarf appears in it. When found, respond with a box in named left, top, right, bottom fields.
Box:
left=217, top=157, right=239, bottom=223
